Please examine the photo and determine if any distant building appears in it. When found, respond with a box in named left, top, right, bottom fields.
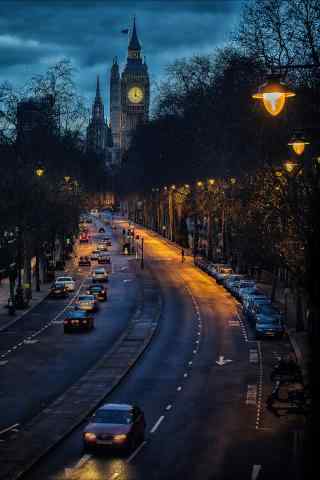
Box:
left=17, top=94, right=59, bottom=145
left=87, top=16, right=150, bottom=167
left=86, top=76, right=112, bottom=163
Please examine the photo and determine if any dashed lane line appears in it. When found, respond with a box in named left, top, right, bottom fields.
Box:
left=126, top=440, right=147, bottom=463
left=0, top=423, right=19, bottom=435
left=150, top=415, right=165, bottom=433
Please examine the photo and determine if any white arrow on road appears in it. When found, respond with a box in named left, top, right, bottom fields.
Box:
left=251, top=465, right=262, bottom=480
left=216, top=356, right=233, bottom=366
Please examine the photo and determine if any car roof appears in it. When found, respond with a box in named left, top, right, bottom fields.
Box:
left=98, top=403, right=133, bottom=412
left=66, top=310, right=88, bottom=317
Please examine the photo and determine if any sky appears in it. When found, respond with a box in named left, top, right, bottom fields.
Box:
left=0, top=0, right=245, bottom=114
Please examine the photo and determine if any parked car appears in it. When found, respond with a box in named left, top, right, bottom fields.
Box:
left=79, top=232, right=89, bottom=243
left=224, top=274, right=245, bottom=290
left=55, top=276, right=75, bottom=292
left=233, top=279, right=256, bottom=299
left=49, top=281, right=69, bottom=298
left=98, top=227, right=105, bottom=233
left=78, top=256, right=91, bottom=267
left=75, top=294, right=98, bottom=312
left=215, top=267, right=234, bottom=284
left=253, top=304, right=284, bottom=339
left=238, top=287, right=261, bottom=304
left=83, top=403, right=146, bottom=451
left=97, top=243, right=108, bottom=252
left=92, top=267, right=108, bottom=283
left=64, top=309, right=94, bottom=333
left=86, top=284, right=107, bottom=301
left=244, top=295, right=272, bottom=320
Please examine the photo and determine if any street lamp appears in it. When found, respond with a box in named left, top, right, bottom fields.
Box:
left=284, top=160, right=299, bottom=174
left=252, top=74, right=295, bottom=116
left=288, top=132, right=310, bottom=156
left=35, top=163, right=45, bottom=177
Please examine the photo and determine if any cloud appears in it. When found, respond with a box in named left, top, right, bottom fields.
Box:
left=0, top=0, right=244, bottom=110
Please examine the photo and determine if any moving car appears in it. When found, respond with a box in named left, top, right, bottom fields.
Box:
left=79, top=231, right=89, bottom=243
left=86, top=284, right=107, bottom=301
left=83, top=403, right=146, bottom=451
left=92, top=267, right=108, bottom=283
left=78, top=256, right=91, bottom=267
left=55, top=276, right=75, bottom=292
left=98, top=253, right=111, bottom=265
left=75, top=294, right=98, bottom=312
left=90, top=250, right=100, bottom=261
left=64, top=309, right=94, bottom=333
left=49, top=281, right=69, bottom=298
left=97, top=243, right=108, bottom=252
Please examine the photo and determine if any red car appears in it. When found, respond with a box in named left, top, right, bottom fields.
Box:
left=83, top=403, right=146, bottom=452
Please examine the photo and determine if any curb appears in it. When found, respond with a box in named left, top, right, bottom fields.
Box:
left=2, top=264, right=162, bottom=480
left=286, top=328, right=309, bottom=385
left=0, top=290, right=50, bottom=333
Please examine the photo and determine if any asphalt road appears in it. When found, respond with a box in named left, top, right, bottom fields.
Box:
left=21, top=220, right=304, bottom=480
left=0, top=218, right=138, bottom=431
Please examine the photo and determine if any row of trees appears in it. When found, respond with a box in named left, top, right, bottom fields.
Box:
left=0, top=60, right=109, bottom=299
left=120, top=2, right=319, bottom=473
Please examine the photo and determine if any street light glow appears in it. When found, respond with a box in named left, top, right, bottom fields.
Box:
left=208, top=179, right=215, bottom=185
left=35, top=164, right=45, bottom=177
left=253, top=75, right=295, bottom=116
left=288, top=133, right=310, bottom=156
left=284, top=161, right=298, bottom=173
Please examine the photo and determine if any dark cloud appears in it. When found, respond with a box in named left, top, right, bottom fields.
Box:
left=0, top=0, right=244, bottom=112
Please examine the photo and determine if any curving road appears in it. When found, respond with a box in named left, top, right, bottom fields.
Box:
left=20, top=220, right=302, bottom=480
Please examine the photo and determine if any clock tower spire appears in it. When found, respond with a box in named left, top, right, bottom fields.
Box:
left=120, top=16, right=149, bottom=155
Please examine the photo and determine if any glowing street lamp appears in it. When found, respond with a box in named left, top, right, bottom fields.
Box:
left=284, top=160, right=298, bottom=174
left=288, top=132, right=310, bottom=156
left=64, top=175, right=71, bottom=183
left=252, top=74, right=295, bottom=116
left=35, top=163, right=45, bottom=177
left=230, top=177, right=236, bottom=185
left=197, top=181, right=203, bottom=187
left=208, top=178, right=215, bottom=185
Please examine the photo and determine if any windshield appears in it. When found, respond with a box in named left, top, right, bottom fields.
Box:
left=57, top=277, right=72, bottom=282
left=79, top=295, right=94, bottom=301
left=93, top=409, right=132, bottom=425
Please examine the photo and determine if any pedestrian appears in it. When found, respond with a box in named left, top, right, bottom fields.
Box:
left=181, top=248, right=185, bottom=263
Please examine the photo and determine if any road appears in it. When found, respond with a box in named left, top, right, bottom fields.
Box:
left=0, top=218, right=138, bottom=431
left=20, top=219, right=304, bottom=480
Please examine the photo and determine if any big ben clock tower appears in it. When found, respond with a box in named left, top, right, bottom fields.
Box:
left=120, top=16, right=149, bottom=154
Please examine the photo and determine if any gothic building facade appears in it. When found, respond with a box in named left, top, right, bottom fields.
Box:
left=86, top=76, right=112, bottom=162
left=86, top=17, right=149, bottom=167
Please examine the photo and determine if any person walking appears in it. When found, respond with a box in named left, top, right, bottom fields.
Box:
left=181, top=248, right=185, bottom=263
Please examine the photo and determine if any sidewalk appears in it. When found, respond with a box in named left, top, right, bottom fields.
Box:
left=256, top=282, right=310, bottom=385
left=0, top=277, right=51, bottom=333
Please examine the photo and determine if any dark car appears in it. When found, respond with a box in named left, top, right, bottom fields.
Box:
left=63, top=309, right=94, bottom=333
left=98, top=227, right=105, bottom=233
left=49, top=281, right=69, bottom=298
left=83, top=403, right=146, bottom=452
left=98, top=254, right=111, bottom=265
left=86, top=284, right=107, bottom=301
left=245, top=296, right=272, bottom=320
left=253, top=304, right=285, bottom=339
left=78, top=256, right=91, bottom=267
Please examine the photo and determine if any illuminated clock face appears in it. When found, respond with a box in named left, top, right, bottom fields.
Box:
left=128, top=86, right=144, bottom=104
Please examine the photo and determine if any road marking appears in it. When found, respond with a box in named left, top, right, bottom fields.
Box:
left=177, top=386, right=182, bottom=391
left=110, top=472, right=121, bottom=480
left=183, top=373, right=188, bottom=378
left=0, top=360, right=8, bottom=366
left=150, top=415, right=165, bottom=433
left=249, top=349, right=258, bottom=363
left=74, top=454, right=91, bottom=469
left=246, top=385, right=257, bottom=405
left=229, top=320, right=240, bottom=327
left=251, top=464, right=262, bottom=479
left=216, top=355, right=232, bottom=366
left=256, top=341, right=264, bottom=430
left=126, top=440, right=147, bottom=463
left=165, top=404, right=172, bottom=411
left=0, top=423, right=19, bottom=435
left=24, top=339, right=39, bottom=345
left=188, top=360, right=193, bottom=366
left=193, top=350, right=197, bottom=354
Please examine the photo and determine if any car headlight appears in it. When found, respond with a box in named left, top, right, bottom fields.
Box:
left=84, top=432, right=96, bottom=442
left=113, top=434, right=127, bottom=443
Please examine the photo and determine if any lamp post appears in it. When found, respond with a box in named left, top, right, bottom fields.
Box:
left=15, top=225, right=25, bottom=309
left=140, top=237, right=144, bottom=269
left=34, top=163, right=45, bottom=292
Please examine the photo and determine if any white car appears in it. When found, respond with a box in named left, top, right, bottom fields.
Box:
left=76, top=294, right=98, bottom=312
left=55, top=276, right=75, bottom=292
left=92, top=267, right=108, bottom=283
